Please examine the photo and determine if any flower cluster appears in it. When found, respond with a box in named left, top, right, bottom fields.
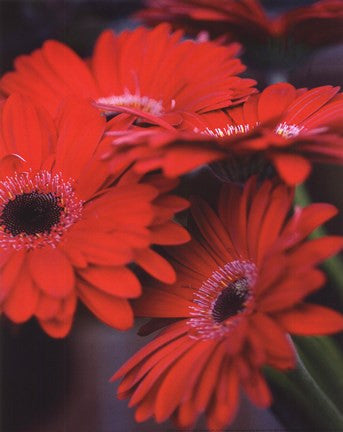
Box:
left=1, top=3, right=343, bottom=431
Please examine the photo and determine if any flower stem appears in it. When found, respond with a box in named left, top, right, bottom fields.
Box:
left=265, top=341, right=343, bottom=431
left=294, top=184, right=343, bottom=303
left=293, top=335, right=343, bottom=412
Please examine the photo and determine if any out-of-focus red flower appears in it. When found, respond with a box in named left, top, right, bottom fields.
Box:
left=0, top=94, right=190, bottom=338
left=105, top=83, right=343, bottom=185
left=279, top=0, right=343, bottom=46
left=0, top=24, right=256, bottom=127
left=137, top=0, right=343, bottom=46
left=112, top=179, right=343, bottom=430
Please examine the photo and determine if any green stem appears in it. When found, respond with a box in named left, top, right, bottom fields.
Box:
left=293, top=351, right=343, bottom=429
left=295, top=184, right=343, bottom=302
left=266, top=345, right=343, bottom=431
left=293, top=336, right=343, bottom=412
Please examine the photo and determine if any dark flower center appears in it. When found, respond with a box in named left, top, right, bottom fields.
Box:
left=211, top=277, right=249, bottom=323
left=0, top=191, right=63, bottom=236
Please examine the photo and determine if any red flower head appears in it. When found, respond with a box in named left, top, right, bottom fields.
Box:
left=0, top=24, right=256, bottom=127
left=112, top=179, right=343, bottom=430
left=0, top=94, right=190, bottom=338
left=137, top=0, right=343, bottom=47
left=279, top=0, right=343, bottom=46
left=105, top=83, right=343, bottom=185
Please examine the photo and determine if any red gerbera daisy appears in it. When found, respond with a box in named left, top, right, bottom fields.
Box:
left=112, top=179, right=343, bottom=430
left=137, top=0, right=343, bottom=47
left=0, top=94, right=189, bottom=338
left=0, top=23, right=256, bottom=127
left=105, top=83, right=343, bottom=185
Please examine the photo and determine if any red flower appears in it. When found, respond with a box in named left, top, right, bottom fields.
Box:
left=0, top=24, right=256, bottom=126
left=105, top=83, right=343, bottom=185
left=279, top=0, right=343, bottom=46
left=112, top=179, right=343, bottom=430
left=137, top=0, right=343, bottom=47
left=0, top=94, right=189, bottom=338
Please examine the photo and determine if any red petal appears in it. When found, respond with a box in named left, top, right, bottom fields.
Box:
left=91, top=30, right=119, bottom=95
left=29, top=248, right=75, bottom=298
left=150, top=221, right=190, bottom=245
left=0, top=251, right=26, bottom=303
left=162, top=147, right=224, bottom=177
left=271, top=153, right=312, bottom=185
left=255, top=183, right=292, bottom=262
left=281, top=203, right=338, bottom=248
left=249, top=313, right=295, bottom=365
left=111, top=321, right=188, bottom=380
left=135, top=248, right=176, bottom=283
left=128, top=337, right=195, bottom=406
left=0, top=154, right=27, bottom=177
left=242, top=368, right=272, bottom=408
left=78, top=281, right=133, bottom=330
left=288, top=236, right=343, bottom=268
left=39, top=316, right=73, bottom=338
left=35, top=294, right=61, bottom=320
left=191, top=197, right=235, bottom=263
left=1, top=94, right=54, bottom=169
left=79, top=266, right=141, bottom=298
left=69, top=230, right=133, bottom=266
left=154, top=341, right=214, bottom=422
left=209, top=362, right=240, bottom=428
left=284, top=86, right=339, bottom=125
left=3, top=270, right=39, bottom=323
left=275, top=303, right=343, bottom=335
left=194, top=342, right=226, bottom=411
left=258, top=83, right=296, bottom=123
left=133, top=285, right=192, bottom=317
left=42, top=40, right=97, bottom=98
left=259, top=268, right=325, bottom=312
left=54, top=98, right=105, bottom=180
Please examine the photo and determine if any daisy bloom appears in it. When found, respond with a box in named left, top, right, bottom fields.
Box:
left=112, top=179, right=343, bottom=430
left=0, top=94, right=189, bottom=338
left=0, top=23, right=256, bottom=127
left=137, top=0, right=343, bottom=47
left=105, top=83, right=343, bottom=185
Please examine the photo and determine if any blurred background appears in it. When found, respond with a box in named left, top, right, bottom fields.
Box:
left=0, top=1, right=342, bottom=431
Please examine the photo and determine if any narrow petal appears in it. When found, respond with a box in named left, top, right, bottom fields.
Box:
left=155, top=341, right=214, bottom=422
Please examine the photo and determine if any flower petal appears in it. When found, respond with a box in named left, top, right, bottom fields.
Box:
left=276, top=303, right=343, bottom=335
left=271, top=153, right=312, bottom=185
left=29, top=248, right=75, bottom=298
left=78, top=281, right=133, bottom=330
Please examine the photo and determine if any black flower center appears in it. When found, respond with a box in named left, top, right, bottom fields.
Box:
left=0, top=191, right=63, bottom=236
left=212, top=277, right=249, bottom=323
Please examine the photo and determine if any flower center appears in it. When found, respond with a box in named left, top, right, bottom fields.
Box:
left=1, top=191, right=63, bottom=236
left=196, top=123, right=252, bottom=138
left=211, top=277, right=250, bottom=323
left=197, top=121, right=304, bottom=140
left=274, top=122, right=304, bottom=139
left=0, top=171, right=83, bottom=250
left=188, top=260, right=257, bottom=340
left=96, top=93, right=165, bottom=116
